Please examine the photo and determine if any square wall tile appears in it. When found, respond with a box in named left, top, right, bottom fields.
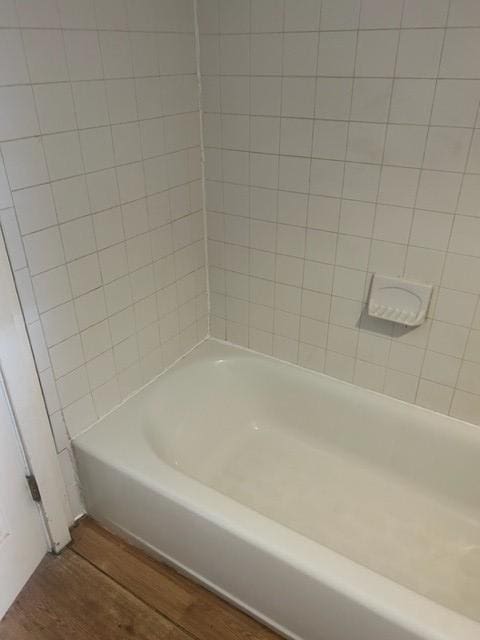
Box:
left=396, top=30, right=444, bottom=78
left=285, top=0, right=321, bottom=31
left=431, top=80, right=480, bottom=127
left=402, top=0, right=449, bottom=28
left=23, top=227, right=65, bottom=275
left=64, top=30, right=103, bottom=81
left=360, top=0, right=403, bottom=28
left=34, top=84, right=76, bottom=135
left=60, top=216, right=96, bottom=262
left=440, top=28, right=480, bottom=78
left=13, top=184, right=57, bottom=235
left=390, top=79, right=436, bottom=124
left=321, top=0, right=361, bottom=30
left=2, top=137, right=48, bottom=189
left=32, top=265, right=72, bottom=313
left=0, top=86, right=39, bottom=141
left=0, top=29, right=29, bottom=85
left=43, top=132, right=84, bottom=181
left=355, top=30, right=398, bottom=77
left=72, top=81, right=109, bottom=130
left=22, top=29, right=68, bottom=83
left=16, top=0, right=60, bottom=28
left=52, top=176, right=91, bottom=223
left=317, top=31, right=357, bottom=77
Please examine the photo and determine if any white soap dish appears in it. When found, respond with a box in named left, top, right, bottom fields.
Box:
left=367, top=274, right=433, bottom=327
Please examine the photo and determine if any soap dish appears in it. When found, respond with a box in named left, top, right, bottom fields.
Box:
left=367, top=274, right=433, bottom=327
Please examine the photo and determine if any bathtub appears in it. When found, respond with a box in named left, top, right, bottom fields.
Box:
left=73, top=339, right=480, bottom=640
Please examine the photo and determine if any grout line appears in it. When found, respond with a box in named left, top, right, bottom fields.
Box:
left=14, top=20, right=68, bottom=443
left=7, top=146, right=202, bottom=194
left=204, top=180, right=479, bottom=218
left=185, top=26, right=480, bottom=35
left=200, top=147, right=475, bottom=175
left=445, top=100, right=480, bottom=414
left=201, top=73, right=480, bottom=80
left=0, top=73, right=198, bottom=91
left=203, top=114, right=478, bottom=130
left=351, top=0, right=407, bottom=392
left=215, top=0, right=226, bottom=341
left=322, top=0, right=363, bottom=382
left=409, top=0, right=453, bottom=407
left=0, top=26, right=198, bottom=34
left=267, top=0, right=286, bottom=359
left=2, top=25, right=468, bottom=35
left=296, top=0, right=323, bottom=366
left=245, top=0, right=253, bottom=352
left=193, top=0, right=211, bottom=337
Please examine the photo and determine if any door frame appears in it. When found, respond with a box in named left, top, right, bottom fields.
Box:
left=0, top=231, right=70, bottom=553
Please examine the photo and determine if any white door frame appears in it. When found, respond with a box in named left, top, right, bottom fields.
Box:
left=0, top=231, right=70, bottom=553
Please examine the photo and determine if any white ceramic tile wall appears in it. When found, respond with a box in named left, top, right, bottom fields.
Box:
left=4, top=0, right=480, bottom=521
left=0, top=0, right=208, bottom=519
left=199, top=0, right=480, bottom=427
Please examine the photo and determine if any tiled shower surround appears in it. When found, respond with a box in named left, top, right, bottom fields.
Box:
left=2, top=0, right=480, bottom=518
left=0, top=0, right=207, bottom=518
left=200, top=0, right=480, bottom=427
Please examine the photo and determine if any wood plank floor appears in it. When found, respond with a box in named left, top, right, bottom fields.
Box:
left=0, top=517, right=282, bottom=640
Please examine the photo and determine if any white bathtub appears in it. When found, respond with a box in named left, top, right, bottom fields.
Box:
left=73, top=339, right=480, bottom=640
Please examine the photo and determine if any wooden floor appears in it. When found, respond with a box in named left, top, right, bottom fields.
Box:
left=0, top=517, right=281, bottom=640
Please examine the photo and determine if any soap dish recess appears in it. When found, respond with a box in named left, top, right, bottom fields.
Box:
left=367, top=274, right=432, bottom=327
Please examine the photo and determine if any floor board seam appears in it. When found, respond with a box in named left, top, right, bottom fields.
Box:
left=69, top=545, right=202, bottom=640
